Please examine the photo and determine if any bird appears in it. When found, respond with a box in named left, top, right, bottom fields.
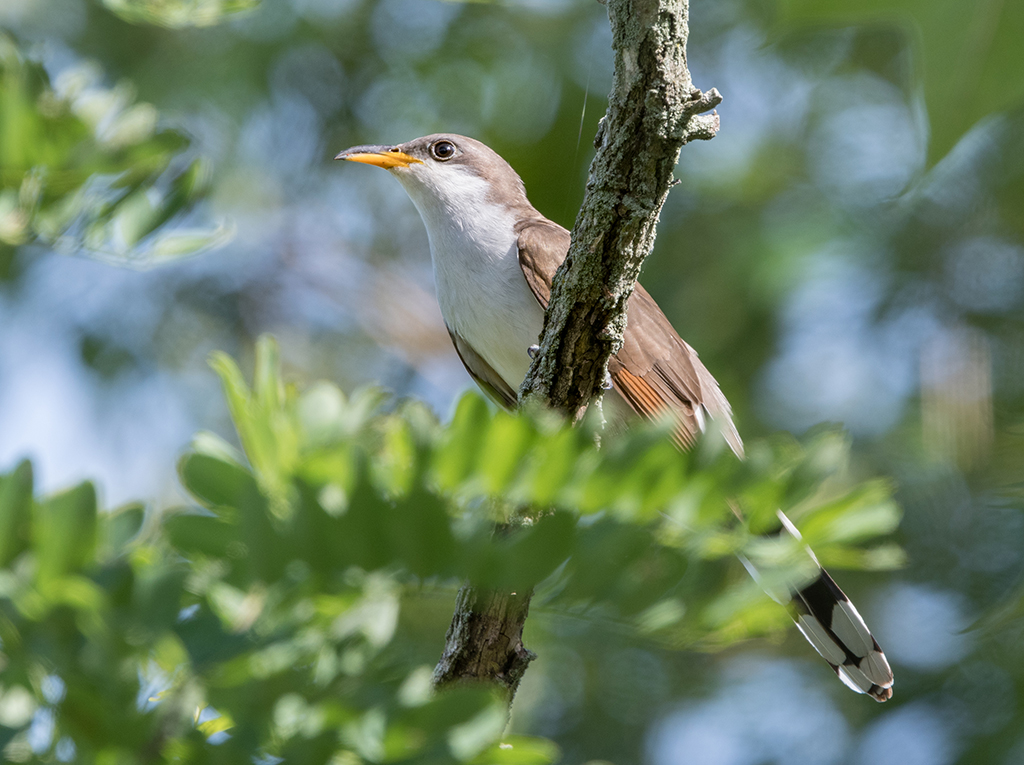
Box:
left=336, top=133, right=894, bottom=702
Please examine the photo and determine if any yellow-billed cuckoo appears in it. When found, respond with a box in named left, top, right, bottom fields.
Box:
left=336, top=133, right=894, bottom=702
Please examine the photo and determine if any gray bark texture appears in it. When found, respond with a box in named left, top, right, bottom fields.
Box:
left=432, top=0, right=719, bottom=700
left=432, top=585, right=535, bottom=698
left=519, top=0, right=721, bottom=417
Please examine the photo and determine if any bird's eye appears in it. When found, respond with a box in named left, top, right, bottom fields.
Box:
left=430, top=140, right=456, bottom=161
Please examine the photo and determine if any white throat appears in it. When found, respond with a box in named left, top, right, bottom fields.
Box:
left=393, top=165, right=545, bottom=389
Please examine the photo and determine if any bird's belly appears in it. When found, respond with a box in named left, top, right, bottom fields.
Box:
left=435, top=262, right=545, bottom=391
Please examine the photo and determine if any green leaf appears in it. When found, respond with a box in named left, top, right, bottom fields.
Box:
left=512, top=425, right=584, bottom=506
left=468, top=736, right=560, bottom=765
left=557, top=520, right=687, bottom=614
left=99, top=502, right=145, bottom=559
left=434, top=392, right=493, bottom=491
left=297, top=382, right=349, bottom=448
left=797, top=480, right=901, bottom=547
left=32, top=482, right=97, bottom=584
left=254, top=334, right=285, bottom=414
left=101, top=0, right=259, bottom=28
left=373, top=416, right=417, bottom=497
left=143, top=221, right=235, bottom=261
left=470, top=511, right=577, bottom=591
left=0, top=459, right=33, bottom=566
left=476, top=409, right=536, bottom=495
left=190, top=430, right=246, bottom=467
left=448, top=700, right=508, bottom=761
left=209, top=337, right=299, bottom=518
left=178, top=453, right=258, bottom=511
left=132, top=566, right=188, bottom=634
left=165, top=512, right=236, bottom=558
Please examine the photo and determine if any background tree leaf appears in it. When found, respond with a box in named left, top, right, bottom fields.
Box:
left=100, top=0, right=260, bottom=28
left=0, top=33, right=221, bottom=264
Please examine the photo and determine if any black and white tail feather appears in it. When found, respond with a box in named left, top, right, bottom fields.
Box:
left=742, top=510, right=894, bottom=702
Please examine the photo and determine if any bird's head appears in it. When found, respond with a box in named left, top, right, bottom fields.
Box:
left=335, top=134, right=532, bottom=227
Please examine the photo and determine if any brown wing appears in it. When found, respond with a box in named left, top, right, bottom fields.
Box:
left=446, top=325, right=519, bottom=409
left=515, top=218, right=744, bottom=457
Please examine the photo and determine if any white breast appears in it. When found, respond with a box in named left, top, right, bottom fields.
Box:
left=395, top=166, right=545, bottom=389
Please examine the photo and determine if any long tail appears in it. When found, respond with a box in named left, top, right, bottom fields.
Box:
left=744, top=511, right=894, bottom=702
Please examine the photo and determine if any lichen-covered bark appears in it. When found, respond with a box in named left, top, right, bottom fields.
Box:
left=519, top=0, right=721, bottom=417
left=432, top=585, right=535, bottom=698
left=433, top=0, right=719, bottom=702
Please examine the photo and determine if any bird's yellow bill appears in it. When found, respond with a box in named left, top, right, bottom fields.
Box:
left=337, top=151, right=422, bottom=169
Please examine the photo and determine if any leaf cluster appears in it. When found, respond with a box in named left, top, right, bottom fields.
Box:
left=0, top=34, right=225, bottom=268
left=0, top=335, right=900, bottom=763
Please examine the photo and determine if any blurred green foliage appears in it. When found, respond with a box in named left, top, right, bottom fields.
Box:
left=0, top=32, right=224, bottom=271
left=776, top=0, right=1024, bottom=164
left=0, top=335, right=897, bottom=762
left=102, top=0, right=260, bottom=28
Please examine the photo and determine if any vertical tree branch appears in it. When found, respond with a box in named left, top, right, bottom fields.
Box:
left=432, top=586, right=535, bottom=698
left=433, top=0, right=720, bottom=699
left=520, top=0, right=721, bottom=416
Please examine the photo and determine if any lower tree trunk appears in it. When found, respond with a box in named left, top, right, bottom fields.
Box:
left=432, top=584, right=536, bottom=700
